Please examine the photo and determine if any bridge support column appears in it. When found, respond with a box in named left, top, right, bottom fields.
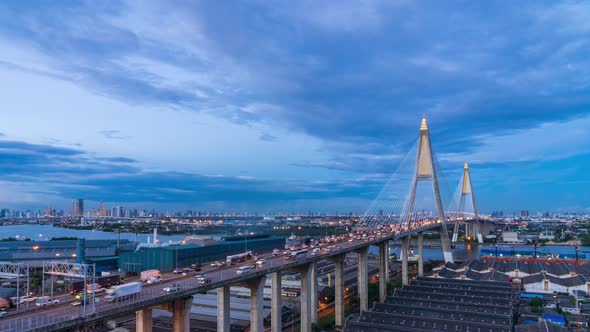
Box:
left=136, top=308, right=153, bottom=332
left=172, top=297, right=192, bottom=332
left=378, top=241, right=389, bottom=302
left=271, top=272, right=282, bottom=332
left=248, top=276, right=267, bottom=332
left=310, top=262, right=318, bottom=325
left=356, top=246, right=369, bottom=311
left=418, top=232, right=424, bottom=277
left=331, top=254, right=345, bottom=329
left=475, top=220, right=483, bottom=243
left=217, top=286, right=231, bottom=332
left=298, top=263, right=313, bottom=332
left=401, top=236, right=409, bottom=286
left=452, top=221, right=459, bottom=243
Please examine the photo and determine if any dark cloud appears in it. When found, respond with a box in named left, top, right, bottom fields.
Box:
left=259, top=133, right=278, bottom=142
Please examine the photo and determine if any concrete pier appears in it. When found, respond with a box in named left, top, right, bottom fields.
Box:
left=136, top=308, right=152, bottom=332
left=171, top=297, right=192, bottom=332
left=248, top=276, right=267, bottom=332
left=299, top=263, right=313, bottom=332
left=333, top=254, right=345, bottom=328
left=418, top=232, right=424, bottom=277
left=401, top=236, right=409, bottom=286
left=356, top=246, right=369, bottom=312
left=217, top=286, right=231, bottom=332
left=378, top=241, right=389, bottom=302
left=271, top=272, right=282, bottom=332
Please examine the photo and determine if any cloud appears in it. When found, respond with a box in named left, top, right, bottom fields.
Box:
left=259, top=133, right=278, bottom=142
left=0, top=1, right=590, bottom=211
left=99, top=130, right=131, bottom=140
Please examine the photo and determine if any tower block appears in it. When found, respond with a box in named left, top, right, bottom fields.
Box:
left=406, top=117, right=453, bottom=262
left=452, top=162, right=483, bottom=243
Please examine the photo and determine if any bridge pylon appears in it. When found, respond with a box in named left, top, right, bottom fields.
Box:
left=452, top=162, right=483, bottom=243
left=406, top=117, right=453, bottom=262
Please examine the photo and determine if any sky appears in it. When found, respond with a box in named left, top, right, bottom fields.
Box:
left=1, top=0, right=590, bottom=214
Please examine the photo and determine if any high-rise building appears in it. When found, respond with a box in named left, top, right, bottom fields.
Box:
left=520, top=210, right=529, bottom=217
left=74, top=198, right=84, bottom=216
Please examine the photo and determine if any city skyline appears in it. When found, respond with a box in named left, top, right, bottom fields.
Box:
left=1, top=1, right=590, bottom=212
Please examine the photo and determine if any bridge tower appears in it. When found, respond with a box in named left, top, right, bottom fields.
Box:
left=406, top=117, right=453, bottom=262
left=452, top=162, right=483, bottom=243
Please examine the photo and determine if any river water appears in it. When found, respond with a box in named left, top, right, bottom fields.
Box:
left=0, top=224, right=187, bottom=243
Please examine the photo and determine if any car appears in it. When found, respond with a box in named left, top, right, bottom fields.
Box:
left=173, top=268, right=183, bottom=274
left=182, top=269, right=197, bottom=276
left=147, top=277, right=161, bottom=284
left=35, top=297, right=59, bottom=307
left=163, top=284, right=181, bottom=293
left=0, top=311, right=7, bottom=318
left=14, top=295, right=36, bottom=304
left=198, top=277, right=211, bottom=285
left=256, top=259, right=266, bottom=267
left=236, top=266, right=250, bottom=275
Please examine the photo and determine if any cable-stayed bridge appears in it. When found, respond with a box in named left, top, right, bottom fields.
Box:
left=0, top=118, right=496, bottom=332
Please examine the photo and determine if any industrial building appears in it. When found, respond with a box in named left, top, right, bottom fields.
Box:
left=434, top=258, right=590, bottom=296
left=344, top=277, right=514, bottom=332
left=0, top=238, right=132, bottom=272
left=119, top=234, right=285, bottom=273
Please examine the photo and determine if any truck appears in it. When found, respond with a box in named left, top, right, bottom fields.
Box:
left=286, top=249, right=308, bottom=260
left=67, top=274, right=121, bottom=295
left=105, top=282, right=142, bottom=302
left=86, top=283, right=104, bottom=294
left=140, top=270, right=160, bottom=282
left=226, top=251, right=252, bottom=265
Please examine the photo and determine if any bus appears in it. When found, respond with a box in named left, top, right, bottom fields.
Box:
left=287, top=249, right=308, bottom=260
left=226, top=251, right=252, bottom=265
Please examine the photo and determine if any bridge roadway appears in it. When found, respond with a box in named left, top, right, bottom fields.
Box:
left=0, top=222, right=443, bottom=332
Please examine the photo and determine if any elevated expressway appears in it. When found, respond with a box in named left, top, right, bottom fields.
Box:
left=0, top=222, right=444, bottom=332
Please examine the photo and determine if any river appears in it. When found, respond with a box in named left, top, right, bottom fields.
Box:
left=0, top=224, right=187, bottom=243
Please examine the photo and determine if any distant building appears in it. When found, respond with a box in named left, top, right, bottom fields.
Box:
left=521, top=210, right=529, bottom=217
left=501, top=232, right=524, bottom=244
left=74, top=198, right=84, bottom=216
left=539, top=230, right=555, bottom=241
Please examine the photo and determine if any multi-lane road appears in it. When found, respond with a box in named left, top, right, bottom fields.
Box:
left=0, top=221, right=441, bottom=332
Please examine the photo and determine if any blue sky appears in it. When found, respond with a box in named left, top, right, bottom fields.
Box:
left=1, top=0, right=590, bottom=213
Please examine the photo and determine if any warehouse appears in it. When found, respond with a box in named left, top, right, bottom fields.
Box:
left=119, top=234, right=285, bottom=273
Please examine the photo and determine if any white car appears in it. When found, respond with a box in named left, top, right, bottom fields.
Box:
left=147, top=277, right=161, bottom=284
left=0, top=311, right=7, bottom=318
left=163, top=284, right=181, bottom=293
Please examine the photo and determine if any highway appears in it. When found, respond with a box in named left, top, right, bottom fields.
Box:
left=0, top=221, right=443, bottom=332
